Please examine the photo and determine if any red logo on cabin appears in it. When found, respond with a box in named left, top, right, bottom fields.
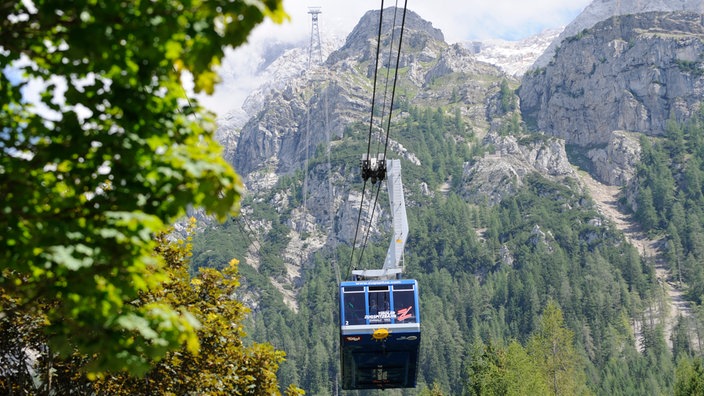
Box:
left=396, top=306, right=413, bottom=321
left=345, top=336, right=361, bottom=342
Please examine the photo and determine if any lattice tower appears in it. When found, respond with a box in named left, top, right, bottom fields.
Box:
left=308, top=7, right=323, bottom=67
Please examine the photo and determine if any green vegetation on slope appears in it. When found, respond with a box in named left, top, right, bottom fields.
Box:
left=634, top=109, right=704, bottom=304
left=189, top=104, right=704, bottom=394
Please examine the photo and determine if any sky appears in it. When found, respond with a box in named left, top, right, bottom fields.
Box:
left=265, top=0, right=592, bottom=43
left=194, top=0, right=593, bottom=116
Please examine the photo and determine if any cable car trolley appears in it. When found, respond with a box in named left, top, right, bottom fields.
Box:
left=340, top=155, right=420, bottom=390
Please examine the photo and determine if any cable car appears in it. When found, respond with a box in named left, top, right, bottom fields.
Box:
left=340, top=157, right=420, bottom=390
left=340, top=278, right=420, bottom=389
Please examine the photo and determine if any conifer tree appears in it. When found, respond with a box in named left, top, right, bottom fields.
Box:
left=527, top=300, right=590, bottom=396
left=674, top=356, right=704, bottom=396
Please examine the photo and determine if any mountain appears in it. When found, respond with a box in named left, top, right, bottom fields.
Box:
left=223, top=7, right=583, bottom=253
left=192, top=4, right=704, bottom=394
left=532, top=0, right=704, bottom=69
left=229, top=8, right=507, bottom=178
left=520, top=10, right=704, bottom=185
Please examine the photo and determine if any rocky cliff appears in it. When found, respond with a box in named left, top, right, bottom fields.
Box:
left=520, top=11, right=704, bottom=184
left=461, top=133, right=578, bottom=205
left=533, top=0, right=704, bottom=69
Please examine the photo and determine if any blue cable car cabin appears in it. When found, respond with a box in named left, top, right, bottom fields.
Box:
left=339, top=279, right=421, bottom=390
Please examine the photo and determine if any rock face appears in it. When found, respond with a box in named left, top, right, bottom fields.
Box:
left=328, top=8, right=445, bottom=68
left=461, top=134, right=577, bottom=205
left=533, top=0, right=704, bottom=69
left=520, top=11, right=704, bottom=184
left=231, top=76, right=359, bottom=176
left=586, top=131, right=642, bottom=186
left=206, top=4, right=704, bottom=318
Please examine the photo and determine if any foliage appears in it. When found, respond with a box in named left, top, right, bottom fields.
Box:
left=190, top=217, right=254, bottom=273
left=634, top=109, right=704, bottom=302
left=396, top=106, right=475, bottom=189
left=497, top=113, right=523, bottom=136
left=674, top=356, right=704, bottom=396
left=89, top=228, right=299, bottom=394
left=0, top=0, right=287, bottom=375
left=185, top=54, right=701, bottom=396
left=467, top=302, right=590, bottom=396
left=674, top=59, right=704, bottom=77
left=195, top=107, right=660, bottom=393
left=526, top=300, right=590, bottom=396
left=466, top=340, right=549, bottom=396
left=498, top=79, right=516, bottom=114
left=193, top=170, right=663, bottom=394
left=417, top=382, right=446, bottom=395
left=0, top=291, right=56, bottom=394
left=0, top=222, right=302, bottom=395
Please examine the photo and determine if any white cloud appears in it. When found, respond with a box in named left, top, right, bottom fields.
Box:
left=194, top=45, right=271, bottom=116
left=413, top=0, right=591, bottom=41
left=269, top=1, right=592, bottom=42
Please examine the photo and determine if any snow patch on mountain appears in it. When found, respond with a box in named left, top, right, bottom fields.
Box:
left=464, top=28, right=562, bottom=77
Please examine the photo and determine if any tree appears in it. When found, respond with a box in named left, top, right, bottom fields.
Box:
left=0, top=0, right=287, bottom=375
left=674, top=357, right=704, bottom=396
left=418, top=382, right=447, bottom=396
left=671, top=316, right=694, bottom=361
left=2, top=222, right=304, bottom=395
left=89, top=227, right=302, bottom=395
left=466, top=340, right=549, bottom=396
left=527, top=300, right=590, bottom=396
left=635, top=186, right=658, bottom=231
left=499, top=79, right=516, bottom=114
left=0, top=291, right=54, bottom=394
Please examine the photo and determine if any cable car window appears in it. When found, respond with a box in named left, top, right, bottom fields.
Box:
left=392, top=287, right=416, bottom=323
left=368, top=288, right=392, bottom=324
left=343, top=290, right=365, bottom=325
